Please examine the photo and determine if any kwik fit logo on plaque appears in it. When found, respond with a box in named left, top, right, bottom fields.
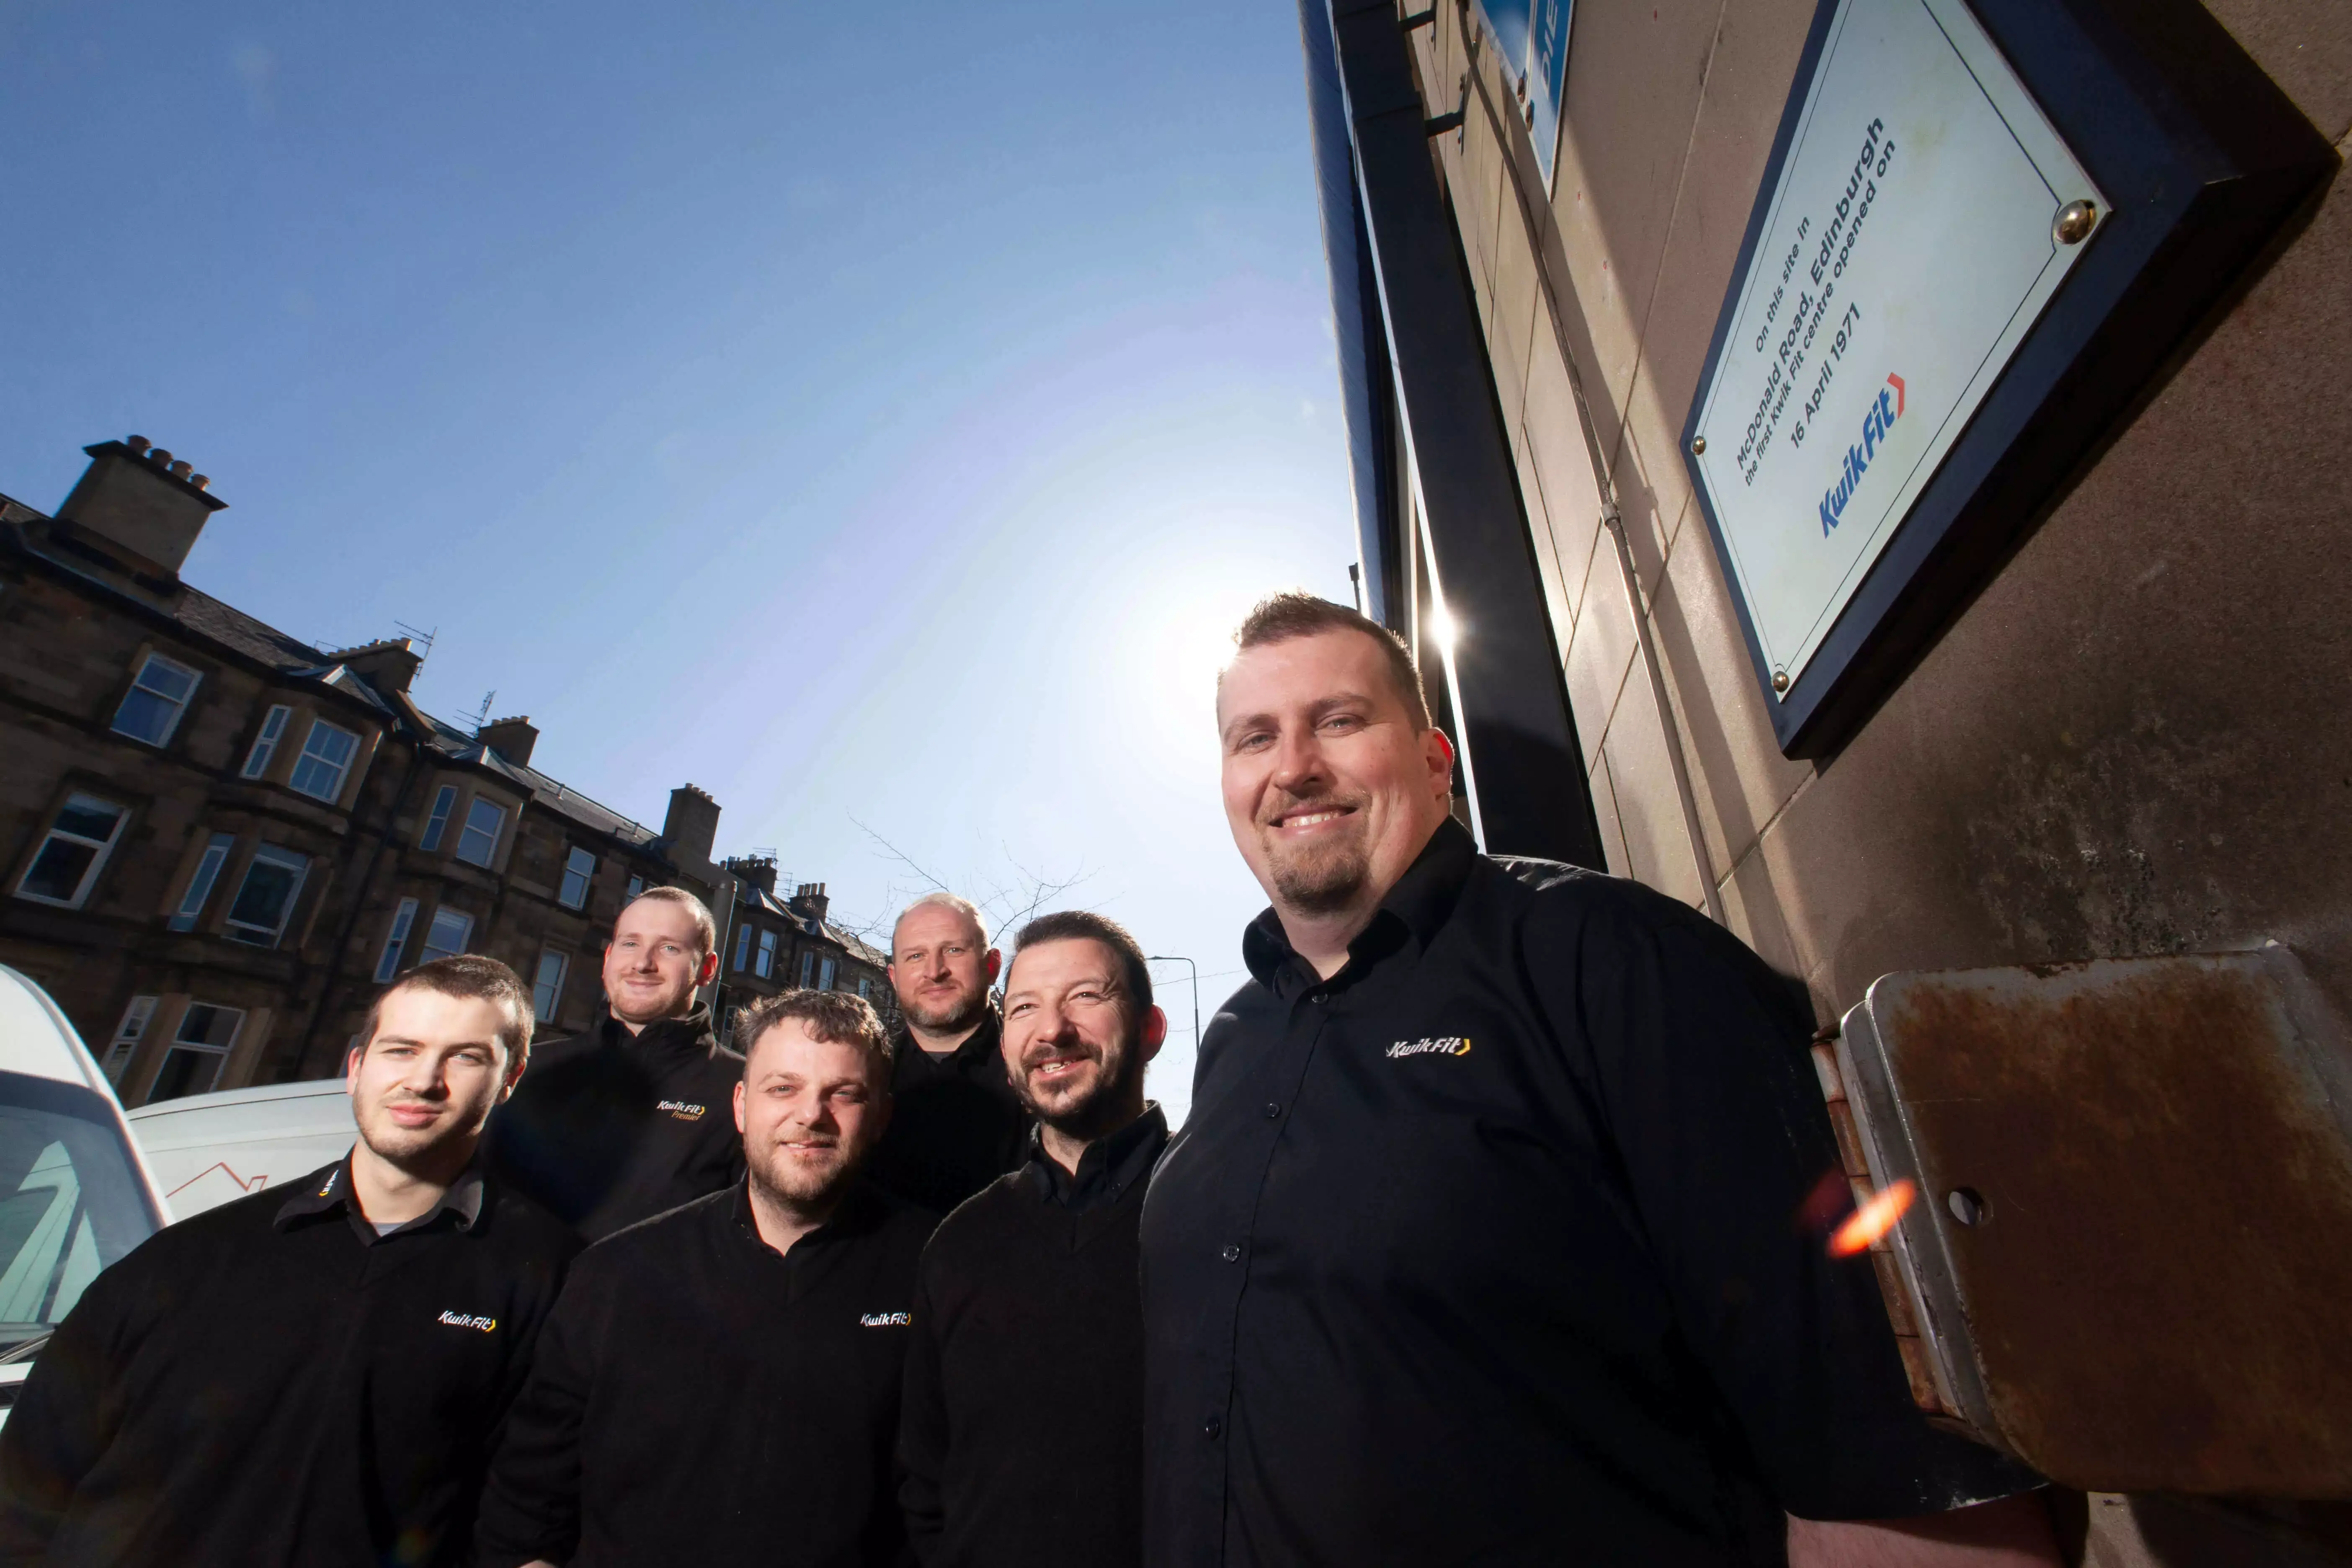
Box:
left=1687, top=0, right=2104, bottom=698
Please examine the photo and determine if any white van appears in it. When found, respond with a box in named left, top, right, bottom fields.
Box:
left=0, top=966, right=170, bottom=1428
left=126, top=1078, right=357, bottom=1220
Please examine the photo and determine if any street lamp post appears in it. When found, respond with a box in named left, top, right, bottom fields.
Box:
left=1148, top=954, right=1201, bottom=1052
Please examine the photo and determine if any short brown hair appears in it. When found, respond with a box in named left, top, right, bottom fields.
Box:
left=1013, top=911, right=1153, bottom=1013
left=1229, top=592, right=1432, bottom=729
left=619, top=885, right=716, bottom=957
left=734, top=989, right=892, bottom=1082
left=362, top=954, right=533, bottom=1060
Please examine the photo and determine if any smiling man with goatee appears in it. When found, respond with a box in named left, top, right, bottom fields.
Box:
left=897, top=910, right=1168, bottom=1568
left=475, top=990, right=931, bottom=1568
left=1139, top=593, right=2058, bottom=1568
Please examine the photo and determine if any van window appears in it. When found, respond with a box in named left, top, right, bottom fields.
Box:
left=0, top=1070, right=162, bottom=1353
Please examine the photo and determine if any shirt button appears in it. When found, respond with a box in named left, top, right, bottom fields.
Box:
left=1263, top=1101, right=1281, bottom=1119
left=1220, top=1242, right=1242, bottom=1263
left=1202, top=1415, right=1223, bottom=1440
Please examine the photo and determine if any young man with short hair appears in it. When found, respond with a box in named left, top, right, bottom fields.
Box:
left=867, top=892, right=1029, bottom=1215
left=491, top=886, right=745, bottom=1239
left=1141, top=593, right=2062, bottom=1568
left=475, top=989, right=934, bottom=1568
left=0, top=956, right=578, bottom=1568
left=898, top=910, right=1168, bottom=1568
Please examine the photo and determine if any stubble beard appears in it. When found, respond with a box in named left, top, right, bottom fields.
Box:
left=1017, top=1041, right=1144, bottom=1145
left=358, top=1099, right=477, bottom=1174
left=902, top=987, right=988, bottom=1035
left=748, top=1138, right=856, bottom=1217
left=1263, top=812, right=1373, bottom=916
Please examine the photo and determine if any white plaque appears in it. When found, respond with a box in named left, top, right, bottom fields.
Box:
left=1689, top=0, right=2103, bottom=695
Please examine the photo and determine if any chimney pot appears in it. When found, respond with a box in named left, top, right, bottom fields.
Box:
left=150, top=449, right=172, bottom=467
left=126, top=436, right=150, bottom=455
left=191, top=475, right=209, bottom=491
left=168, top=460, right=192, bottom=479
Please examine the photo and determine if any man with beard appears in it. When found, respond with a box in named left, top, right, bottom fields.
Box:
left=867, top=892, right=1028, bottom=1216
left=475, top=989, right=931, bottom=1568
left=490, top=886, right=744, bottom=1239
left=898, top=911, right=1168, bottom=1568
left=0, top=957, right=577, bottom=1568
left=1140, top=593, right=2062, bottom=1568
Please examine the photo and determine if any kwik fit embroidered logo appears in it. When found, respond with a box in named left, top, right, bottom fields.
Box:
left=859, top=1311, right=911, bottom=1328
left=657, top=1100, right=707, bottom=1121
left=1819, top=373, right=1906, bottom=536
left=437, top=1310, right=497, bottom=1332
left=1386, top=1037, right=1472, bottom=1060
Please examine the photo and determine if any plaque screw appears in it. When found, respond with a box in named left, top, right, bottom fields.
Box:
left=1691, top=436, right=1706, bottom=456
left=2053, top=199, right=2099, bottom=245
left=1772, top=669, right=1790, bottom=692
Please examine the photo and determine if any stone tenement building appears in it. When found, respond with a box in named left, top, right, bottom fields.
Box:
left=0, top=436, right=741, bottom=1103
left=712, top=863, right=896, bottom=1040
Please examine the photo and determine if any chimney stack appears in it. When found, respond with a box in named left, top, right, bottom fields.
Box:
left=725, top=855, right=779, bottom=895
left=54, top=437, right=227, bottom=579
left=663, top=784, right=722, bottom=869
left=328, top=637, right=424, bottom=695
left=477, top=715, right=539, bottom=768
left=791, top=882, right=831, bottom=926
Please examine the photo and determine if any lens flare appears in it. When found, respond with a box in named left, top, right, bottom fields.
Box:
left=1828, top=1179, right=1916, bottom=1257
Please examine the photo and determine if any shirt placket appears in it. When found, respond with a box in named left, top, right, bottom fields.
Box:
left=1202, top=977, right=1331, bottom=1561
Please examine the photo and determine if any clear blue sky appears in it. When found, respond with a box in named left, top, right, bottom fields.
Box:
left=0, top=0, right=1359, bottom=1121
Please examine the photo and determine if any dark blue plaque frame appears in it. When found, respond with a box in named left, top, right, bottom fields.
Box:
left=1680, top=0, right=2336, bottom=758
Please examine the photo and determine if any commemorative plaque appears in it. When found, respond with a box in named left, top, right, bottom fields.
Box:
left=1681, top=0, right=2336, bottom=755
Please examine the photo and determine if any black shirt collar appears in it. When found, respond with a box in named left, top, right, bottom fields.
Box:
left=274, top=1152, right=487, bottom=1244
left=1241, top=817, right=1478, bottom=996
left=891, top=1003, right=1003, bottom=1078
left=727, top=1176, right=884, bottom=1259
left=1027, top=1102, right=1169, bottom=1211
left=601, top=1003, right=716, bottom=1058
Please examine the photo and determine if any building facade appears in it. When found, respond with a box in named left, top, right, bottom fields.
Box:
left=711, top=861, right=896, bottom=1041
left=0, top=437, right=731, bottom=1103
left=1300, top=0, right=2346, bottom=1558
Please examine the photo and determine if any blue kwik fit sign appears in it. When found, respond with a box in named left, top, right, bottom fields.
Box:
left=1819, top=374, right=1906, bottom=535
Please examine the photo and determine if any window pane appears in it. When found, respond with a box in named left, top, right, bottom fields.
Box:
left=109, top=656, right=199, bottom=746
left=418, top=907, right=473, bottom=964
left=455, top=799, right=504, bottom=867
left=532, top=950, right=568, bottom=1021
left=733, top=923, right=753, bottom=972
left=289, top=721, right=359, bottom=802
left=241, top=705, right=291, bottom=779
left=819, top=957, right=837, bottom=990
left=147, top=1049, right=226, bottom=1104
left=17, top=797, right=126, bottom=907
left=175, top=1003, right=242, bottom=1049
left=755, top=929, right=777, bottom=979
left=375, top=897, right=419, bottom=983
left=798, top=951, right=816, bottom=987
left=419, top=785, right=456, bottom=851
left=626, top=875, right=645, bottom=901
left=559, top=846, right=594, bottom=910
left=168, top=833, right=236, bottom=932
left=223, top=846, right=307, bottom=946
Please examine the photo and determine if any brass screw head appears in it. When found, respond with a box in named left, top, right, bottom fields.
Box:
left=2054, top=199, right=2099, bottom=245
left=1691, top=435, right=1707, bottom=456
left=1772, top=669, right=1790, bottom=692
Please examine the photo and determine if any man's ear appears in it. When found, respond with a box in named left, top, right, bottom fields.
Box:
left=697, top=949, right=720, bottom=986
left=343, top=1044, right=365, bottom=1092
left=1141, top=1005, right=1168, bottom=1063
left=732, top=1079, right=748, bottom=1137
left=500, top=1044, right=530, bottom=1099
left=1422, top=728, right=1457, bottom=803
left=984, top=948, right=1003, bottom=985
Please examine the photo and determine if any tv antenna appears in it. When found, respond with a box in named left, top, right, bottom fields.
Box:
left=468, top=689, right=496, bottom=736
left=392, top=620, right=438, bottom=659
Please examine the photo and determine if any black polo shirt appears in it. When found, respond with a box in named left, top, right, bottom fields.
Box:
left=0, top=1155, right=577, bottom=1568
left=489, top=1003, right=746, bottom=1240
left=899, top=1106, right=1168, bottom=1568
left=867, top=1007, right=1028, bottom=1217
left=473, top=1178, right=932, bottom=1568
left=1140, top=819, right=2035, bottom=1567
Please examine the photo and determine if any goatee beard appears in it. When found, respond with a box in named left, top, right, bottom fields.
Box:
left=1270, top=845, right=1371, bottom=915
left=1021, top=1048, right=1144, bottom=1143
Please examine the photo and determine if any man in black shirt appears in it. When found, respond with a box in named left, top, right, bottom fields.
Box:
left=1141, top=594, right=2062, bottom=1567
left=0, top=956, right=578, bottom=1568
left=476, top=988, right=931, bottom=1568
left=867, top=892, right=1027, bottom=1216
left=900, top=910, right=1169, bottom=1568
left=491, top=886, right=745, bottom=1238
